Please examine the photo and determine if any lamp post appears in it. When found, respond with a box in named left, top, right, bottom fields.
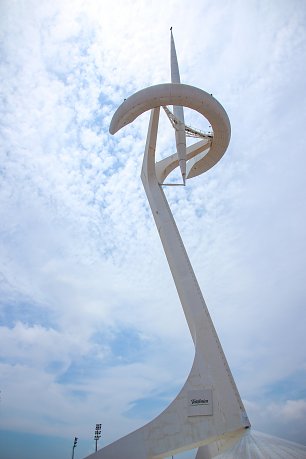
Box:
left=94, top=424, right=101, bottom=452
left=71, top=437, right=78, bottom=459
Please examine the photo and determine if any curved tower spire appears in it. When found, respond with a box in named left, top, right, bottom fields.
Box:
left=81, top=29, right=306, bottom=459
left=83, top=33, right=251, bottom=459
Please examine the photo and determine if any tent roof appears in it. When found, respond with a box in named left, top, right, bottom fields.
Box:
left=214, top=430, right=306, bottom=459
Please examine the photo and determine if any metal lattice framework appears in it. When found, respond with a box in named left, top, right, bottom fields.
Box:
left=162, top=105, right=213, bottom=140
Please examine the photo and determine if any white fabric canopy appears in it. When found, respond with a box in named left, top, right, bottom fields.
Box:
left=214, top=430, right=306, bottom=458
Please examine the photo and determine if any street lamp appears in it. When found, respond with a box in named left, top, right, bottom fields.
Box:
left=94, top=423, right=102, bottom=452
left=72, top=437, right=78, bottom=459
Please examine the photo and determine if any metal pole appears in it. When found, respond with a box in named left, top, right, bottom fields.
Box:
left=72, top=437, right=77, bottom=459
left=94, top=423, right=101, bottom=452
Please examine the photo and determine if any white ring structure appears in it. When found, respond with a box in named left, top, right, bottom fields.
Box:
left=84, top=85, right=249, bottom=459
left=109, top=83, right=231, bottom=179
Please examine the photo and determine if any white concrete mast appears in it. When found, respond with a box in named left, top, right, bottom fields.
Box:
left=170, top=28, right=187, bottom=184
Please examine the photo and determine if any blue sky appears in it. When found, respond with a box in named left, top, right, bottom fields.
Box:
left=1, top=0, right=306, bottom=458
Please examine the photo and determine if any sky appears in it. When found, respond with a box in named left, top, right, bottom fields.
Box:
left=0, top=0, right=306, bottom=458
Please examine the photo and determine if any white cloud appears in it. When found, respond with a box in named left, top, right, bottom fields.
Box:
left=276, top=399, right=306, bottom=422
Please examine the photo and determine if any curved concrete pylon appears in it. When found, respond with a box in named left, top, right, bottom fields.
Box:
left=83, top=85, right=250, bottom=459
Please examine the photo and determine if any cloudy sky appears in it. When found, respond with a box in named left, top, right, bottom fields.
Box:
left=1, top=1, right=306, bottom=458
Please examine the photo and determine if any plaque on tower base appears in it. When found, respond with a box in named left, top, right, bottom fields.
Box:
left=187, top=390, right=213, bottom=416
